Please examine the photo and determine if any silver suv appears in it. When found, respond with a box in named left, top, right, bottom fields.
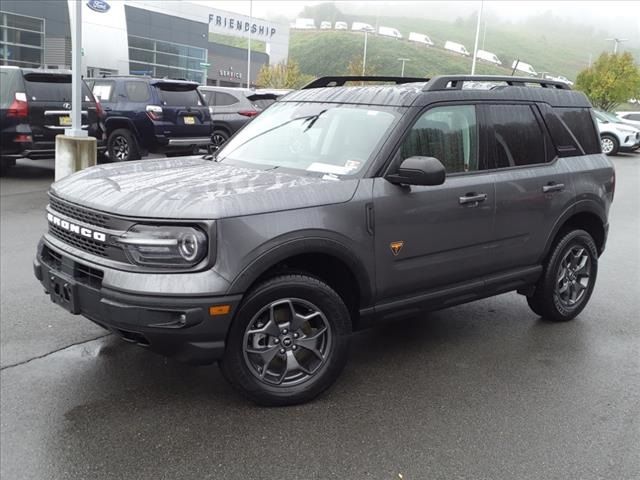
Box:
left=34, top=75, right=614, bottom=405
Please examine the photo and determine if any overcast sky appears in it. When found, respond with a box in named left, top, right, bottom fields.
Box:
left=194, top=1, right=639, bottom=40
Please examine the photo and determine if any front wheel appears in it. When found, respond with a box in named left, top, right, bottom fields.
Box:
left=527, top=229, right=598, bottom=322
left=600, top=134, right=619, bottom=156
left=220, top=274, right=351, bottom=406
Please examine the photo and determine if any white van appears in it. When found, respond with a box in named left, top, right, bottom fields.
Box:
left=476, top=49, right=502, bottom=65
left=511, top=60, right=538, bottom=76
left=320, top=21, right=332, bottom=30
left=351, top=22, right=375, bottom=33
left=444, top=41, right=470, bottom=56
left=408, top=32, right=434, bottom=46
left=378, top=26, right=403, bottom=39
left=335, top=21, right=348, bottom=30
left=294, top=18, right=316, bottom=30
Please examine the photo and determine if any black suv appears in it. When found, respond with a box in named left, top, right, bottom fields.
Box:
left=0, top=66, right=105, bottom=174
left=199, top=86, right=290, bottom=147
left=34, top=75, right=614, bottom=406
left=87, top=76, right=212, bottom=161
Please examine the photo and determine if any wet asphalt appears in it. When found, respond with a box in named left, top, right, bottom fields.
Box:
left=1, top=156, right=639, bottom=480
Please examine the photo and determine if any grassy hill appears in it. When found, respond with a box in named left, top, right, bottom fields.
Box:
left=289, top=8, right=640, bottom=81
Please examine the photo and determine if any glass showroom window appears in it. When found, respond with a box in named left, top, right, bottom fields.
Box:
left=127, top=35, right=206, bottom=84
left=0, top=11, right=44, bottom=67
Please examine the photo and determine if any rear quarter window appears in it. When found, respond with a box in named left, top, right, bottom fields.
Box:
left=124, top=81, right=150, bottom=102
left=156, top=86, right=203, bottom=107
left=554, top=108, right=600, bottom=155
left=0, top=69, right=22, bottom=108
left=214, top=92, right=239, bottom=106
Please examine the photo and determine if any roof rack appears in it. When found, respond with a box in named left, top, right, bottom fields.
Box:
left=302, top=75, right=429, bottom=89
left=424, top=75, right=571, bottom=91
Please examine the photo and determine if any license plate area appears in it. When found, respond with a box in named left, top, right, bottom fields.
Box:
left=48, top=270, right=80, bottom=314
left=183, top=116, right=195, bottom=125
left=59, top=115, right=71, bottom=126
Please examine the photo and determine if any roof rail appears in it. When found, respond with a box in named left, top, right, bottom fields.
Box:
left=425, top=75, right=571, bottom=91
left=302, top=75, right=429, bottom=89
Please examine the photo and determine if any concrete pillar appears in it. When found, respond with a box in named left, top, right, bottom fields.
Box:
left=54, top=135, right=97, bottom=181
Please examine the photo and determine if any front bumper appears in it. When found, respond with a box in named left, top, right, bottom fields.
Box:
left=34, top=242, right=241, bottom=365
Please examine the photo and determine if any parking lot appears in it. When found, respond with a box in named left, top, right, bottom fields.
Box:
left=1, top=154, right=639, bottom=479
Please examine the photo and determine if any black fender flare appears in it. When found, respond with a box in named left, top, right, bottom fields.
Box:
left=227, top=233, right=375, bottom=307
left=104, top=117, right=141, bottom=141
left=541, top=199, right=607, bottom=260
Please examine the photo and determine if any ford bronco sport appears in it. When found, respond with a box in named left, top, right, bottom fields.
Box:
left=34, top=75, right=614, bottom=406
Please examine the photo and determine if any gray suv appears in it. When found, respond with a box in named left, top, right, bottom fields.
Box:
left=34, top=75, right=614, bottom=406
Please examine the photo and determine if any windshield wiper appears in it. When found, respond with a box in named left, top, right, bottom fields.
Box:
left=218, top=110, right=328, bottom=161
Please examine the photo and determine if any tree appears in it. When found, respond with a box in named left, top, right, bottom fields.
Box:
left=345, top=55, right=378, bottom=76
left=575, top=52, right=640, bottom=111
left=255, top=60, right=314, bottom=89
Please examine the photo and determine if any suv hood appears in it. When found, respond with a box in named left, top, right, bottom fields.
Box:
left=50, top=157, right=359, bottom=219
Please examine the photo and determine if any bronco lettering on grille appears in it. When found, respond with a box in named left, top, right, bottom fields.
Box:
left=47, top=212, right=107, bottom=242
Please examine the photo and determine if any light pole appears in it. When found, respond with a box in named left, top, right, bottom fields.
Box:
left=246, top=0, right=252, bottom=88
left=398, top=57, right=410, bottom=77
left=605, top=37, right=627, bottom=54
left=362, top=30, right=368, bottom=76
left=67, top=0, right=86, bottom=139
left=471, top=0, right=484, bottom=75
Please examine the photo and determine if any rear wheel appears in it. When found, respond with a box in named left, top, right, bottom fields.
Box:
left=527, top=229, right=598, bottom=322
left=220, top=274, right=351, bottom=406
left=211, top=129, right=229, bottom=149
left=600, top=134, right=619, bottom=156
left=107, top=129, right=140, bottom=162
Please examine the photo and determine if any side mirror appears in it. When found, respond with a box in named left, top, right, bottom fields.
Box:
left=385, top=156, right=446, bottom=186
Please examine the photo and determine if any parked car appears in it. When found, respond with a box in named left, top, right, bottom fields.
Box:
left=476, top=49, right=502, bottom=65
left=293, top=18, right=316, bottom=29
left=444, top=41, right=470, bottom=56
left=378, top=26, right=402, bottom=39
left=87, top=76, right=212, bottom=161
left=0, top=66, right=105, bottom=174
left=320, top=21, right=332, bottom=30
left=543, top=74, right=574, bottom=86
left=199, top=86, right=291, bottom=148
left=616, top=111, right=640, bottom=128
left=594, top=109, right=640, bottom=155
left=511, top=60, right=538, bottom=76
left=34, top=74, right=613, bottom=406
left=351, top=22, right=375, bottom=33
left=334, top=21, right=348, bottom=30
left=408, top=32, right=434, bottom=46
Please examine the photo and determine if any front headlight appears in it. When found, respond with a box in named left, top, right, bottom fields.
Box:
left=117, top=225, right=207, bottom=267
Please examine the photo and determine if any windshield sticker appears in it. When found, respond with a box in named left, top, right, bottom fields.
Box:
left=306, top=162, right=354, bottom=175
left=344, top=160, right=361, bottom=171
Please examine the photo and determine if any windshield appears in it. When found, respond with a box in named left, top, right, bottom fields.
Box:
left=595, top=110, right=620, bottom=123
left=216, top=102, right=401, bottom=176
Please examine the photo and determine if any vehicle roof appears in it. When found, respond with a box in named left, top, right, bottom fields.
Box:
left=0, top=67, right=73, bottom=75
left=86, top=76, right=198, bottom=86
left=282, top=81, right=592, bottom=108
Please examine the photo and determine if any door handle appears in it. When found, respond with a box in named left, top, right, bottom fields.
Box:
left=542, top=182, right=565, bottom=193
left=459, top=193, right=488, bottom=205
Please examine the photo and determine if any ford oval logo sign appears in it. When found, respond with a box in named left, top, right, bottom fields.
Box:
left=86, top=0, right=110, bottom=13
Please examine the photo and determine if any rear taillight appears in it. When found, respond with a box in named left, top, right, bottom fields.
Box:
left=94, top=98, right=104, bottom=118
left=238, top=110, right=259, bottom=118
left=7, top=92, right=28, bottom=118
left=14, top=134, right=32, bottom=143
left=146, top=105, right=163, bottom=121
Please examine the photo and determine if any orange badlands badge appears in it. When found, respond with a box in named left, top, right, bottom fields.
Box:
left=390, top=241, right=404, bottom=256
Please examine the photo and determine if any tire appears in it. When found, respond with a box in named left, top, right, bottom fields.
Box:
left=220, top=274, right=351, bottom=406
left=211, top=129, right=229, bottom=149
left=600, top=133, right=619, bottom=156
left=0, top=158, right=16, bottom=176
left=527, top=229, right=598, bottom=322
left=107, top=129, right=140, bottom=162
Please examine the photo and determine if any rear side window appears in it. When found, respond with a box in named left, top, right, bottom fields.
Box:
left=215, top=92, right=239, bottom=106
left=156, top=85, right=203, bottom=106
left=92, top=81, right=115, bottom=102
left=401, top=105, right=480, bottom=174
left=622, top=113, right=640, bottom=121
left=488, top=105, right=548, bottom=168
left=124, top=81, right=150, bottom=102
left=0, top=69, right=22, bottom=108
left=22, top=73, right=92, bottom=102
left=554, top=108, right=600, bottom=155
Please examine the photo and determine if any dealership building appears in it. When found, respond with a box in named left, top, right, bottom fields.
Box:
left=0, top=0, right=290, bottom=86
